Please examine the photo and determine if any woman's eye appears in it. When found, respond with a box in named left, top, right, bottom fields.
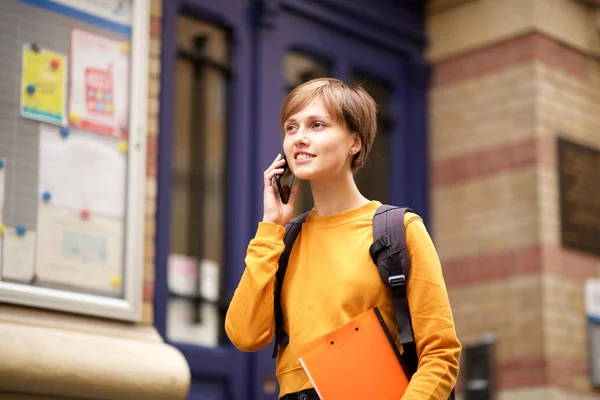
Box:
left=313, top=122, right=324, bottom=129
left=286, top=125, right=297, bottom=132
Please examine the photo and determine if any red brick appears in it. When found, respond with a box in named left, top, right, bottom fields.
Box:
left=150, top=18, right=161, bottom=37
left=532, top=34, right=589, bottom=79
left=444, top=243, right=600, bottom=286
left=455, top=356, right=589, bottom=393
left=497, top=356, right=547, bottom=390
left=146, top=155, right=157, bottom=177
left=443, top=246, right=543, bottom=286
left=432, top=138, right=539, bottom=187
left=434, top=33, right=589, bottom=87
left=543, top=245, right=599, bottom=281
left=143, top=282, right=154, bottom=302
left=546, top=358, right=588, bottom=389
left=147, top=137, right=157, bottom=158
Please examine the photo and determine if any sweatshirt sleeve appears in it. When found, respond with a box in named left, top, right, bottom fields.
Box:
left=225, top=222, right=286, bottom=352
left=401, top=213, right=461, bottom=400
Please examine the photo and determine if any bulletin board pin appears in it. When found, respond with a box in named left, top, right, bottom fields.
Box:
left=60, top=127, right=69, bottom=139
left=16, top=224, right=27, bottom=236
left=69, top=112, right=80, bottom=125
left=117, top=140, right=128, bottom=153
left=26, top=84, right=36, bottom=95
left=0, top=157, right=4, bottom=169
left=110, top=276, right=122, bottom=287
left=42, top=191, right=52, bottom=203
left=50, top=59, right=60, bottom=70
left=31, top=43, right=41, bottom=53
left=80, top=209, right=90, bottom=220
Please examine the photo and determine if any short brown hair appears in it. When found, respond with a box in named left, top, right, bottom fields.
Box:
left=280, top=78, right=377, bottom=172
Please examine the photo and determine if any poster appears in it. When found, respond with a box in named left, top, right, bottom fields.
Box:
left=1, top=227, right=36, bottom=283
left=68, top=28, right=130, bottom=139
left=35, top=204, right=124, bottom=294
left=167, top=255, right=220, bottom=346
left=39, top=124, right=126, bottom=219
left=20, top=44, right=67, bottom=126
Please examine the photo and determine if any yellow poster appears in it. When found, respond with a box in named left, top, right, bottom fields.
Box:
left=20, top=44, right=67, bottom=126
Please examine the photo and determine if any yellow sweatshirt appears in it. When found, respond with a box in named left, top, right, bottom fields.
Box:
left=225, top=201, right=461, bottom=399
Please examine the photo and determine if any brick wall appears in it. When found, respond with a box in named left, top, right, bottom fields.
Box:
left=536, top=57, right=600, bottom=393
left=429, top=6, right=600, bottom=399
left=142, top=0, right=162, bottom=325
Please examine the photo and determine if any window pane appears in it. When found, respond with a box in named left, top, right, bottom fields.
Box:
left=351, top=73, right=392, bottom=204
left=284, top=51, right=331, bottom=215
left=167, top=16, right=229, bottom=347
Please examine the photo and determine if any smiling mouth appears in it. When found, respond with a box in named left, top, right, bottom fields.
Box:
left=295, top=153, right=315, bottom=160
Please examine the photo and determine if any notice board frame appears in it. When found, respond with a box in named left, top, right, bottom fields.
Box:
left=0, top=0, right=149, bottom=322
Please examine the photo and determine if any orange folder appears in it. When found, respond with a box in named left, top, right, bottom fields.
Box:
left=296, top=307, right=410, bottom=400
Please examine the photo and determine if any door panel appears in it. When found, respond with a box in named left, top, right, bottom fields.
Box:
left=157, top=0, right=253, bottom=399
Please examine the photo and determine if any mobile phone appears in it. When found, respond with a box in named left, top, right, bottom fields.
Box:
left=275, top=154, right=295, bottom=204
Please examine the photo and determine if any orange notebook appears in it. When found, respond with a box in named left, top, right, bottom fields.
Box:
left=296, top=307, right=410, bottom=400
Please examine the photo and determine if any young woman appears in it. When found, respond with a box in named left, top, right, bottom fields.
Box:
left=225, top=78, right=461, bottom=400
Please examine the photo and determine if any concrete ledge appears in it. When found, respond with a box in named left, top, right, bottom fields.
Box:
left=0, top=321, right=190, bottom=400
left=1, top=393, right=81, bottom=400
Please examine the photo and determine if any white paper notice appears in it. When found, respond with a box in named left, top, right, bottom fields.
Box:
left=69, top=28, right=130, bottom=139
left=49, top=0, right=132, bottom=27
left=35, top=204, right=124, bottom=294
left=39, top=124, right=126, bottom=219
left=167, top=300, right=219, bottom=347
left=1, top=227, right=36, bottom=283
left=200, top=259, right=220, bottom=303
left=168, top=254, right=198, bottom=296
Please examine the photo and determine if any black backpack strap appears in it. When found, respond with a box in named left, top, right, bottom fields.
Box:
left=272, top=211, right=310, bottom=359
left=370, top=205, right=456, bottom=400
left=369, top=205, right=418, bottom=376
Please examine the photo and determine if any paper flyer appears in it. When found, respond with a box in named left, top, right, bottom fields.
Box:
left=68, top=28, right=131, bottom=139
left=167, top=300, right=220, bottom=347
left=20, top=44, right=67, bottom=126
left=39, top=124, right=126, bottom=219
left=35, top=204, right=124, bottom=294
left=1, top=227, right=36, bottom=283
left=47, top=0, right=132, bottom=28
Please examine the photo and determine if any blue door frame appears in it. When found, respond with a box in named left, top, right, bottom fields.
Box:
left=155, top=1, right=429, bottom=399
left=155, top=0, right=254, bottom=398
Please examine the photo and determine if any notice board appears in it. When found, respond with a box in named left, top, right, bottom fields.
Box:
left=0, top=0, right=148, bottom=321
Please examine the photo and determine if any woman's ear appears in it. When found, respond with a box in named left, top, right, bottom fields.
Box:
left=350, top=132, right=362, bottom=155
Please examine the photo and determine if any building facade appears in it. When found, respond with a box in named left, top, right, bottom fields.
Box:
left=2, top=0, right=600, bottom=400
left=429, top=0, right=600, bottom=399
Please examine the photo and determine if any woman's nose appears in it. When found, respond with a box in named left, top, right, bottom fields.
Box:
left=294, top=128, right=309, bottom=146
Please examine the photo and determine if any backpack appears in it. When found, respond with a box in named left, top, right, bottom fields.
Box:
left=272, top=204, right=456, bottom=399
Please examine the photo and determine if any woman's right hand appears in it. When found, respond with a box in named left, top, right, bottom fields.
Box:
left=263, top=154, right=300, bottom=226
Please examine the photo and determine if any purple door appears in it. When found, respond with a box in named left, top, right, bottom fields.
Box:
left=155, top=1, right=428, bottom=400
left=156, top=0, right=254, bottom=399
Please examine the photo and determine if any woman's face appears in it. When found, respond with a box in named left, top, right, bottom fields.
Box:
left=283, top=97, right=359, bottom=182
